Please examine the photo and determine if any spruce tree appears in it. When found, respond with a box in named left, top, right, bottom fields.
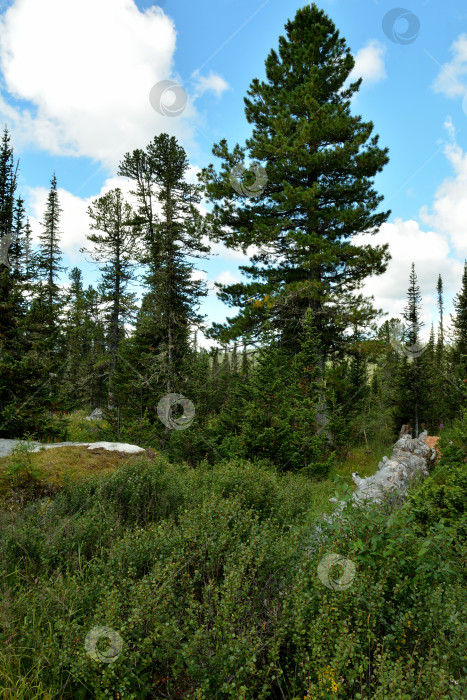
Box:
left=0, top=126, right=23, bottom=435
left=182, top=345, right=212, bottom=422
left=82, top=188, right=139, bottom=412
left=82, top=284, right=107, bottom=411
left=0, top=126, right=18, bottom=241
left=219, top=345, right=231, bottom=397
left=231, top=342, right=238, bottom=375
left=118, top=133, right=211, bottom=421
left=421, top=323, right=438, bottom=430
left=395, top=263, right=427, bottom=437
left=18, top=218, right=36, bottom=313
left=210, top=347, right=221, bottom=412
left=347, top=322, right=371, bottom=410
left=213, top=309, right=331, bottom=473
left=241, top=342, right=249, bottom=378
left=197, top=2, right=391, bottom=367
left=0, top=126, right=19, bottom=346
left=22, top=218, right=35, bottom=280
left=9, top=196, right=25, bottom=275
left=61, top=268, right=92, bottom=409
left=452, top=260, right=467, bottom=382
left=36, top=173, right=66, bottom=315
left=432, top=273, right=455, bottom=428
left=436, top=274, right=444, bottom=364
left=35, top=173, right=67, bottom=416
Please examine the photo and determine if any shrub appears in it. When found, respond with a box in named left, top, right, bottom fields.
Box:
left=0, top=445, right=465, bottom=698
left=409, top=405, right=467, bottom=532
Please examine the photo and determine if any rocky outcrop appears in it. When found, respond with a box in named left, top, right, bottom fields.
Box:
left=349, top=430, right=438, bottom=505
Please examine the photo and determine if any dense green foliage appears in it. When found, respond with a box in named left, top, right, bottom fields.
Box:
left=409, top=398, right=467, bottom=533
left=0, top=4, right=465, bottom=452
left=0, top=408, right=465, bottom=698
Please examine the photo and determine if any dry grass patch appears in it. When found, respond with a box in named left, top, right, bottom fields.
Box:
left=0, top=446, right=149, bottom=510
left=36, top=446, right=144, bottom=485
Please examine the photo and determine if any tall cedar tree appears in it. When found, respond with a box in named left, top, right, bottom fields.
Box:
left=81, top=188, right=139, bottom=410
left=118, top=133, right=210, bottom=403
left=197, top=2, right=391, bottom=366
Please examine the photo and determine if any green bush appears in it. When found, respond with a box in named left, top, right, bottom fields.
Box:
left=409, top=405, right=467, bottom=532
left=0, top=445, right=465, bottom=698
left=3, top=436, right=41, bottom=483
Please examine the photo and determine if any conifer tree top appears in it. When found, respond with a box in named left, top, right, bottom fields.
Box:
left=198, top=2, right=391, bottom=351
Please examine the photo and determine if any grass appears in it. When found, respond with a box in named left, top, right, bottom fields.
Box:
left=0, top=445, right=145, bottom=512
left=0, top=431, right=395, bottom=517
left=0, top=420, right=463, bottom=699
left=334, top=442, right=393, bottom=480
left=0, top=446, right=464, bottom=698
left=60, top=409, right=111, bottom=443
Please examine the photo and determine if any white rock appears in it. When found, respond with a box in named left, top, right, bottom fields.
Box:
left=86, top=442, right=145, bottom=454
left=0, top=439, right=145, bottom=457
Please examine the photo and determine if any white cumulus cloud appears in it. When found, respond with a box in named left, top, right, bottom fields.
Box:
left=0, top=0, right=228, bottom=171
left=353, top=218, right=463, bottom=336
left=431, top=33, right=467, bottom=98
left=191, top=70, right=230, bottom=98
left=419, top=118, right=467, bottom=259
left=349, top=40, right=387, bottom=85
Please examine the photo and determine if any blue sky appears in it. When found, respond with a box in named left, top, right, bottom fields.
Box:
left=0, top=0, right=466, bottom=346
